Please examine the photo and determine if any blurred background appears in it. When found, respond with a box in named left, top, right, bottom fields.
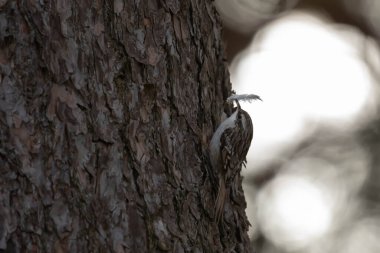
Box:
left=214, top=0, right=380, bottom=252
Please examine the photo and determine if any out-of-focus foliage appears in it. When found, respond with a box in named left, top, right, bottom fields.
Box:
left=215, top=0, right=299, bottom=33
left=343, top=0, right=380, bottom=38
left=217, top=1, right=380, bottom=252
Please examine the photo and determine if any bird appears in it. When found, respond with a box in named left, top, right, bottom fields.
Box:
left=209, top=94, right=261, bottom=222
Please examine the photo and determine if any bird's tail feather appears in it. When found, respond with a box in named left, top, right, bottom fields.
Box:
left=214, top=178, right=226, bottom=223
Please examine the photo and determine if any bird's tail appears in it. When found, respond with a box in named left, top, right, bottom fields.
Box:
left=214, top=178, right=226, bottom=223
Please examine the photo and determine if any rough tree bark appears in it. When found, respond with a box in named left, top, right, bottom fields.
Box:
left=0, top=0, right=251, bottom=252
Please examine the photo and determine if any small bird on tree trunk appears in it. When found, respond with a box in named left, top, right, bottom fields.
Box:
left=209, top=94, right=261, bottom=222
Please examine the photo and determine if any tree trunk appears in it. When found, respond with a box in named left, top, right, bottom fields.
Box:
left=0, top=0, right=251, bottom=252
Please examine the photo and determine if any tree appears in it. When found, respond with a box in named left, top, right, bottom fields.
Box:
left=0, top=1, right=251, bottom=252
